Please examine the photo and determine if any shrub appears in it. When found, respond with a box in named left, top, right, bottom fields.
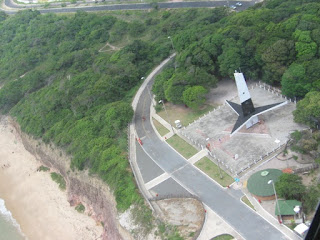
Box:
left=50, top=172, right=66, bottom=190
left=75, top=203, right=85, bottom=213
left=37, top=165, right=50, bottom=172
left=291, top=130, right=302, bottom=141
left=275, top=173, right=306, bottom=200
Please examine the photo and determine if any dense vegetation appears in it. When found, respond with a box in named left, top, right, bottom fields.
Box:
left=0, top=7, right=232, bottom=211
left=152, top=0, right=320, bottom=116
left=276, top=173, right=320, bottom=214
left=0, top=0, right=319, bottom=213
left=0, top=9, right=172, bottom=211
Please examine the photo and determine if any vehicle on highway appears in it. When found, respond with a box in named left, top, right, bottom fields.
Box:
left=230, top=5, right=237, bottom=9
left=236, top=2, right=242, bottom=6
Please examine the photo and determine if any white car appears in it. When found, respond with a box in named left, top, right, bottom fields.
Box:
left=236, top=2, right=242, bottom=6
left=230, top=5, right=237, bottom=9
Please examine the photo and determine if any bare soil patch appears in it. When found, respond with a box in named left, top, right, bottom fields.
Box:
left=156, top=198, right=205, bottom=239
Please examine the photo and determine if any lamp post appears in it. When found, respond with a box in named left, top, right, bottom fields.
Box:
left=268, top=180, right=282, bottom=224
left=159, top=100, right=174, bottom=133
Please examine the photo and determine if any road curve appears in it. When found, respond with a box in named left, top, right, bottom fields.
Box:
left=133, top=57, right=290, bottom=240
left=2, top=0, right=255, bottom=14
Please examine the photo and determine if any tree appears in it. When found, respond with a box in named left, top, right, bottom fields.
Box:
left=261, top=39, right=295, bottom=84
left=164, top=81, right=185, bottom=104
left=281, top=63, right=309, bottom=98
left=293, top=91, right=320, bottom=128
left=128, top=20, right=146, bottom=37
left=303, top=184, right=320, bottom=214
left=0, top=11, right=7, bottom=22
left=218, top=39, right=242, bottom=77
left=293, top=30, right=317, bottom=61
left=152, top=68, right=174, bottom=102
left=275, top=173, right=306, bottom=200
left=182, top=86, right=208, bottom=109
left=164, top=71, right=192, bottom=104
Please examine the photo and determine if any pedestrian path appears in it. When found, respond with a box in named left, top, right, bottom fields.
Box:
left=145, top=172, right=170, bottom=190
left=188, top=149, right=208, bottom=164
left=152, top=112, right=174, bottom=133
left=198, top=205, right=244, bottom=240
left=163, top=131, right=174, bottom=140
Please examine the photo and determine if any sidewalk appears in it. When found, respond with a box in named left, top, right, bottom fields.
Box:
left=198, top=205, right=244, bottom=240
left=188, top=149, right=208, bottom=164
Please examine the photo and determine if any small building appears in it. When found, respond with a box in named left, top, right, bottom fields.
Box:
left=247, top=169, right=283, bottom=201
left=275, top=200, right=302, bottom=224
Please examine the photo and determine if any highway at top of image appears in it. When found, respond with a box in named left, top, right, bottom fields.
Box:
left=2, top=0, right=255, bottom=13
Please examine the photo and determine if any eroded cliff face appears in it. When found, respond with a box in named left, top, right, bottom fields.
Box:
left=10, top=118, right=130, bottom=240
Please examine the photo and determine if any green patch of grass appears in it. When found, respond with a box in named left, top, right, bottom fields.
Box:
left=211, top=234, right=234, bottom=240
left=241, top=196, right=255, bottom=211
left=166, top=135, right=198, bottom=159
left=37, top=165, right=50, bottom=172
left=195, top=157, right=234, bottom=187
left=157, top=103, right=215, bottom=126
left=50, top=172, right=66, bottom=191
left=75, top=203, right=85, bottom=213
left=153, top=118, right=170, bottom=136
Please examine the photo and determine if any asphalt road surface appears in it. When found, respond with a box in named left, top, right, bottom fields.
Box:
left=134, top=77, right=289, bottom=240
left=1, top=0, right=289, bottom=238
left=3, top=0, right=255, bottom=14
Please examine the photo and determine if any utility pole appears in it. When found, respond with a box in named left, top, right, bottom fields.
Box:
left=159, top=100, right=174, bottom=133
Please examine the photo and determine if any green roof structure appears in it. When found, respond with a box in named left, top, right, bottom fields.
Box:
left=247, top=169, right=283, bottom=197
left=275, top=200, right=302, bottom=216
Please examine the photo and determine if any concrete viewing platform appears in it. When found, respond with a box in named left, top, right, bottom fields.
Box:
left=179, top=85, right=306, bottom=176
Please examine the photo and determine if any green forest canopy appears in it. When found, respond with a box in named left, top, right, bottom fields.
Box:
left=0, top=0, right=319, bottom=211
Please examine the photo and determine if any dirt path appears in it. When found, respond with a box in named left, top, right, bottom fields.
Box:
left=99, top=42, right=121, bottom=53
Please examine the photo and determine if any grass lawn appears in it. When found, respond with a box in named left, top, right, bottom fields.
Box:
left=211, top=234, right=234, bottom=240
left=153, top=118, right=170, bottom=136
left=157, top=103, right=215, bottom=126
left=195, top=157, right=234, bottom=187
left=166, top=135, right=198, bottom=159
left=241, top=196, right=255, bottom=211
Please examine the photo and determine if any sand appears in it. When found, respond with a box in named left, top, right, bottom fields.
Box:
left=0, top=116, right=103, bottom=240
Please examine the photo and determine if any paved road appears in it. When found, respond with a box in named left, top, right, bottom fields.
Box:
left=134, top=77, right=289, bottom=240
left=1, top=0, right=288, bottom=238
left=2, top=0, right=254, bottom=14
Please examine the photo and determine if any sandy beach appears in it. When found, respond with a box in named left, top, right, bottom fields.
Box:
left=0, top=116, right=103, bottom=240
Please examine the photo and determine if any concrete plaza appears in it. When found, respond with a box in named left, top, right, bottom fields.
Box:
left=179, top=81, right=307, bottom=176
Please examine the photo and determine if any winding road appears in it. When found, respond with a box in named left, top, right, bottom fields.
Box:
left=132, top=55, right=294, bottom=240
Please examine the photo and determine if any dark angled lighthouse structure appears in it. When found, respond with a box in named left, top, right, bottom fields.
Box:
left=226, top=71, right=287, bottom=136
